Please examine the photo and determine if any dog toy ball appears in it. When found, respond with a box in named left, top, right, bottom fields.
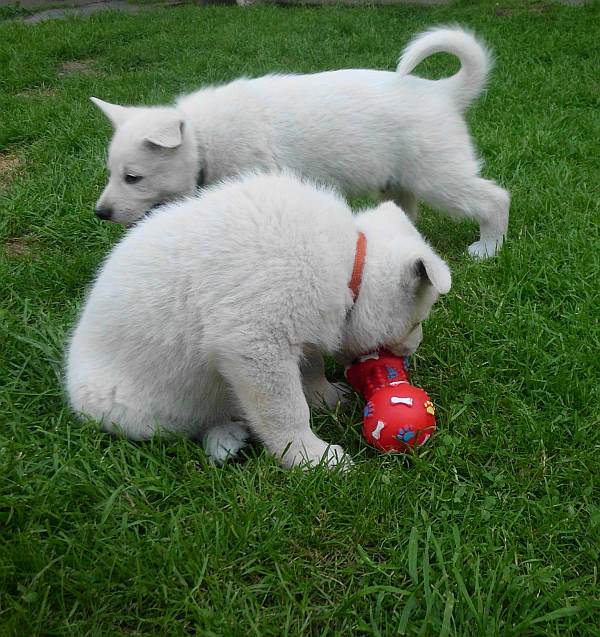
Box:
left=345, top=350, right=436, bottom=452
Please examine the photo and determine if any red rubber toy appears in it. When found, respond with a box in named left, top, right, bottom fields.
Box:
left=345, top=350, right=436, bottom=452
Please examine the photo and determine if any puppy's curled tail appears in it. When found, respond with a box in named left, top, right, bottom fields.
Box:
left=396, top=26, right=492, bottom=111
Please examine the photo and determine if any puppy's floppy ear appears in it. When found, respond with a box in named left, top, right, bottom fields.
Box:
left=90, top=97, right=132, bottom=128
left=415, top=253, right=452, bottom=294
left=144, top=118, right=184, bottom=149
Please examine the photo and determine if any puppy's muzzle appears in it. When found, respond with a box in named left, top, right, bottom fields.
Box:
left=95, top=206, right=113, bottom=221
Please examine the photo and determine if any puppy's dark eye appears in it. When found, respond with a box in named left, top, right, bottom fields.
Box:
left=125, top=174, right=143, bottom=184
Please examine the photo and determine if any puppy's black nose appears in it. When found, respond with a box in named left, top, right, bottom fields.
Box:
left=95, top=206, right=113, bottom=221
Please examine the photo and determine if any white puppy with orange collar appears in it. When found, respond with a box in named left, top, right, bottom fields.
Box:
left=66, top=173, right=451, bottom=468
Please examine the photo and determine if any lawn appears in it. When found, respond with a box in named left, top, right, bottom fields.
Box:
left=1, top=1, right=599, bottom=635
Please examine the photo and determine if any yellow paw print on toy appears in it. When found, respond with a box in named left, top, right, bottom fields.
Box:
left=424, top=400, right=435, bottom=416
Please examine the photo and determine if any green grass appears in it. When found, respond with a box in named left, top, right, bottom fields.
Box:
left=1, top=1, right=599, bottom=635
left=0, top=5, right=29, bottom=21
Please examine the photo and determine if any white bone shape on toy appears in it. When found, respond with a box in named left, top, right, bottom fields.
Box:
left=371, top=420, right=386, bottom=440
left=390, top=396, right=413, bottom=407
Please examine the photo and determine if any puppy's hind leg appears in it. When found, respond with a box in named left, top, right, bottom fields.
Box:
left=219, top=350, right=348, bottom=469
left=421, top=176, right=510, bottom=259
left=464, top=178, right=510, bottom=259
left=69, top=379, right=162, bottom=440
left=202, top=421, right=250, bottom=464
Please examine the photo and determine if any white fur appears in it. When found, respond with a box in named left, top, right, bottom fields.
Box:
left=67, top=173, right=451, bottom=468
left=92, top=26, right=509, bottom=258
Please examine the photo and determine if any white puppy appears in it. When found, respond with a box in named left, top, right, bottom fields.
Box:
left=66, top=173, right=451, bottom=469
left=91, top=27, right=509, bottom=258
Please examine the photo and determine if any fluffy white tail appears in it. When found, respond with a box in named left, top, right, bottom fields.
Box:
left=397, top=26, right=493, bottom=111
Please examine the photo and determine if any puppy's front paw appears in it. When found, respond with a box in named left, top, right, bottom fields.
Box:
left=284, top=440, right=352, bottom=471
left=468, top=238, right=501, bottom=259
left=320, top=444, right=353, bottom=471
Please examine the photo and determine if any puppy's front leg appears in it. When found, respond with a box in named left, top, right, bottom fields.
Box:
left=220, top=352, right=347, bottom=469
left=393, top=189, right=419, bottom=223
left=300, top=345, right=348, bottom=409
left=380, top=188, right=419, bottom=223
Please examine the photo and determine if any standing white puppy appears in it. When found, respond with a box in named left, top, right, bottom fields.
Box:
left=91, top=27, right=509, bottom=258
left=66, top=173, right=451, bottom=468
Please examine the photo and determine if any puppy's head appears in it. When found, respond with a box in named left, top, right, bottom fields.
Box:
left=91, top=97, right=199, bottom=225
left=340, top=201, right=451, bottom=361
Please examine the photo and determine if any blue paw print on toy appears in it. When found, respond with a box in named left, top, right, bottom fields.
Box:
left=385, top=365, right=399, bottom=380
left=364, top=401, right=374, bottom=418
left=395, top=427, right=415, bottom=443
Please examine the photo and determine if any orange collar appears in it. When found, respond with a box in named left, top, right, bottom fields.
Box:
left=349, top=232, right=367, bottom=302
